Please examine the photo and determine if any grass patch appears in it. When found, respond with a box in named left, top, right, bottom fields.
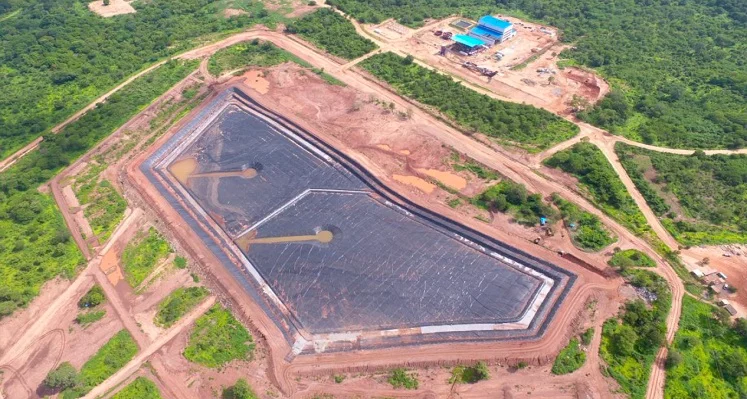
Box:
left=609, top=249, right=656, bottom=269
left=388, top=368, right=418, bottom=389
left=360, top=52, right=579, bottom=152
left=286, top=9, right=377, bottom=60
left=665, top=296, right=747, bottom=398
left=74, top=173, right=127, bottom=243
left=61, top=330, right=138, bottom=398
left=184, top=304, right=254, bottom=368
left=449, top=362, right=490, bottom=384
left=552, top=193, right=615, bottom=251
left=112, top=377, right=162, bottom=399
left=121, top=227, right=172, bottom=289
left=155, top=286, right=209, bottom=328
left=552, top=338, right=586, bottom=375
left=544, top=142, right=649, bottom=236
left=75, top=310, right=106, bottom=326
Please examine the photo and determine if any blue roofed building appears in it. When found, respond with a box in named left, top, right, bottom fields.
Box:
left=469, top=15, right=516, bottom=45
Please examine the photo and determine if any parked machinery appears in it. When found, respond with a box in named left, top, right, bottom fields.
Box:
left=462, top=61, right=498, bottom=77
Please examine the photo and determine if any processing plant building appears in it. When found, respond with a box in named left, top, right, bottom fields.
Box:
left=469, top=15, right=517, bottom=45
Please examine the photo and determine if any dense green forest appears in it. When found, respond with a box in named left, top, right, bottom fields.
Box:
left=616, top=143, right=747, bottom=246
left=0, top=60, right=195, bottom=319
left=360, top=52, right=578, bottom=152
left=600, top=269, right=670, bottom=399
left=544, top=142, right=648, bottom=235
left=666, top=296, right=747, bottom=398
left=327, top=0, right=746, bottom=149
left=0, top=0, right=273, bottom=158
left=286, top=8, right=377, bottom=60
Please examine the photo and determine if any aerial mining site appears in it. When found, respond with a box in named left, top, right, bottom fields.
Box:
left=5, top=2, right=741, bottom=398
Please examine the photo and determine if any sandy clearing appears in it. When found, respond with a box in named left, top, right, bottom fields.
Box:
left=88, top=0, right=136, bottom=17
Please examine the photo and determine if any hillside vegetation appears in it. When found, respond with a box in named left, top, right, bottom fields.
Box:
left=600, top=269, right=670, bottom=399
left=327, top=0, right=746, bottom=149
left=615, top=143, right=747, bottom=246
left=0, top=0, right=273, bottom=158
left=360, top=52, right=578, bottom=152
left=544, top=142, right=648, bottom=235
left=0, top=60, right=195, bottom=319
left=666, top=296, right=747, bottom=398
left=286, top=8, right=377, bottom=60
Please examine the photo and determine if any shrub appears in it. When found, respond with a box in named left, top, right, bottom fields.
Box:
left=551, top=338, right=586, bottom=375
left=76, top=310, right=106, bottom=326
left=388, top=368, right=418, bottom=389
left=581, top=327, right=594, bottom=346
left=112, top=377, right=162, bottom=399
left=450, top=362, right=490, bottom=384
left=78, top=285, right=105, bottom=309
left=222, top=379, right=257, bottom=399
left=173, top=256, right=187, bottom=269
left=44, top=362, right=79, bottom=390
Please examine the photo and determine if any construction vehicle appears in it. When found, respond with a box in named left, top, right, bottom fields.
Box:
left=442, top=31, right=453, bottom=40
left=462, top=62, right=498, bottom=77
left=434, top=30, right=443, bottom=36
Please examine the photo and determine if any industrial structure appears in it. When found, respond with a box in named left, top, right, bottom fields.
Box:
left=469, top=16, right=517, bottom=45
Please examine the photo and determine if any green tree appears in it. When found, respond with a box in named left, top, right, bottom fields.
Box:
left=222, top=379, right=257, bottom=399
left=612, top=324, right=637, bottom=356
left=665, top=350, right=683, bottom=369
left=44, top=362, right=79, bottom=390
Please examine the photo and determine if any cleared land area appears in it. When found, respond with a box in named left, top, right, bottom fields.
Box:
left=360, top=52, right=579, bottom=152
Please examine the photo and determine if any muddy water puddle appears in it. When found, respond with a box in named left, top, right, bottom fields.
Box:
left=235, top=230, right=334, bottom=251
left=393, top=174, right=435, bottom=194
left=376, top=143, right=411, bottom=155
left=169, top=157, right=257, bottom=184
left=416, top=168, right=467, bottom=191
left=243, top=70, right=270, bottom=94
